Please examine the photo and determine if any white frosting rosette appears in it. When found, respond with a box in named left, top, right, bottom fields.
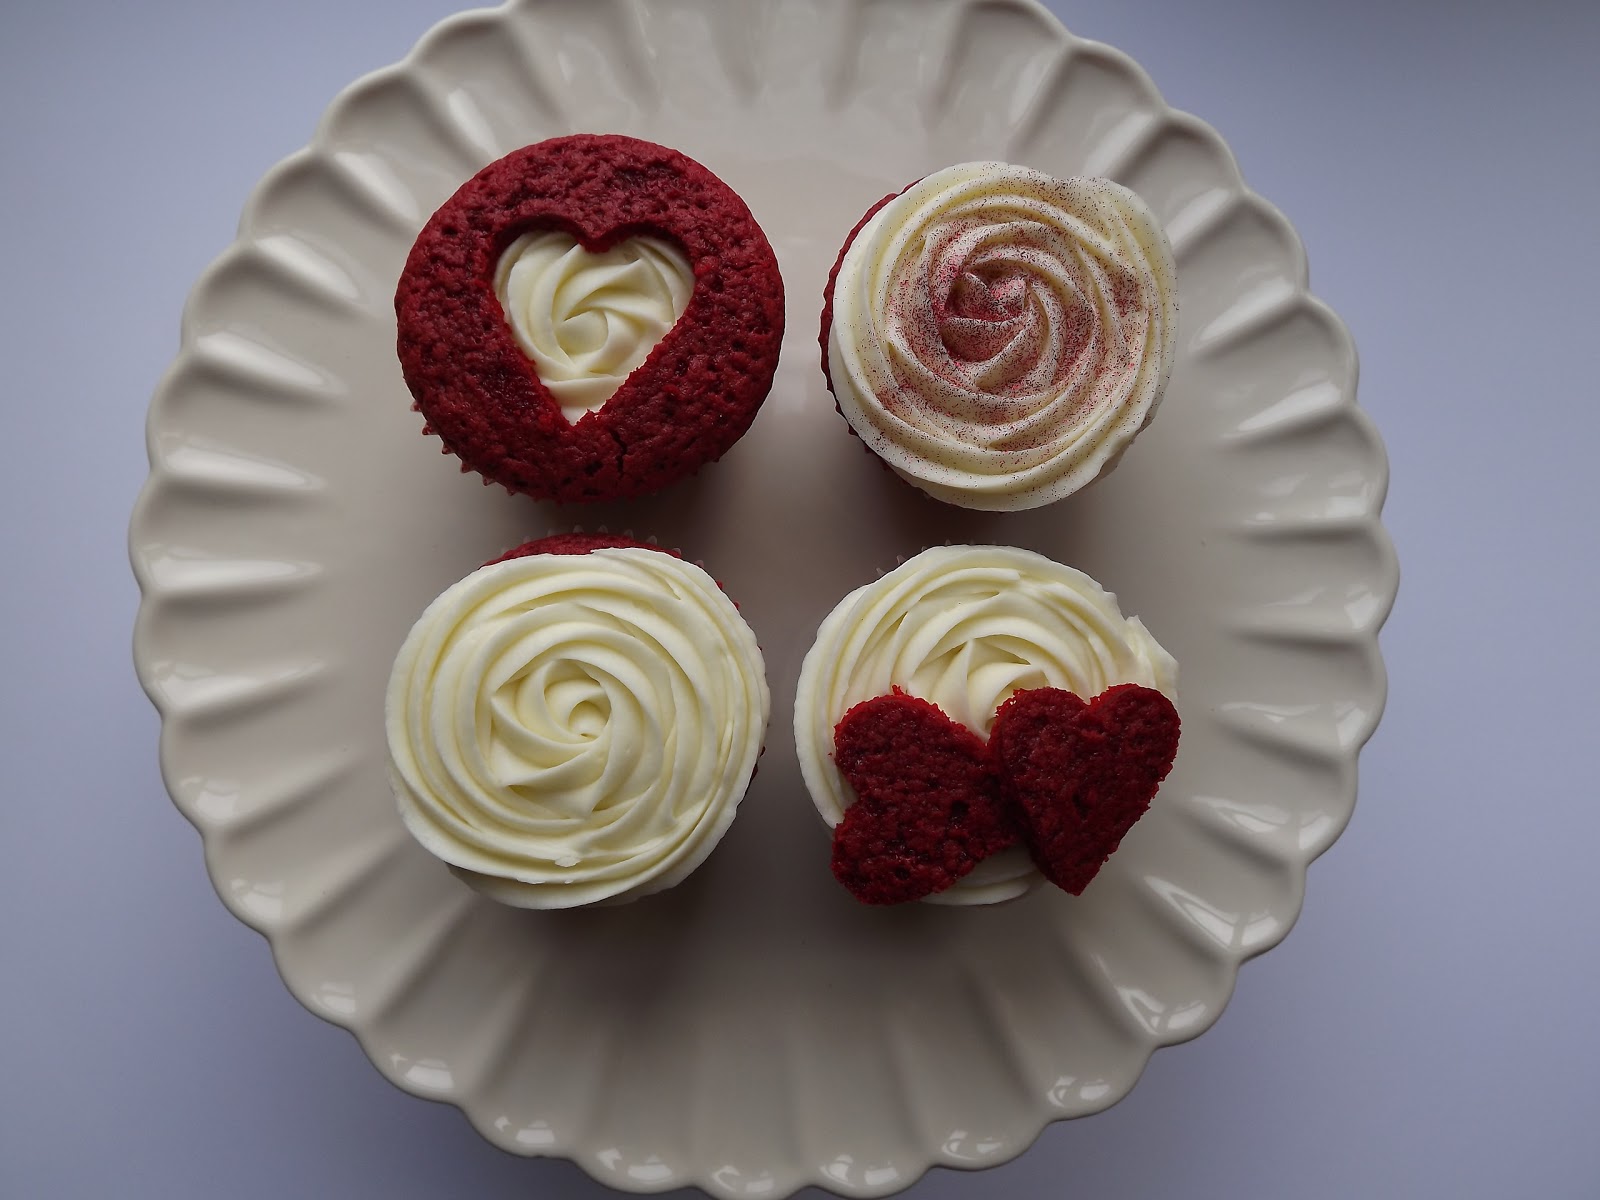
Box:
left=495, top=230, right=693, bottom=422
left=826, top=163, right=1177, bottom=510
left=794, top=545, right=1177, bottom=905
left=387, top=548, right=769, bottom=908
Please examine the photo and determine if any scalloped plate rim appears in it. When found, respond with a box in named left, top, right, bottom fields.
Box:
left=128, top=0, right=1398, bottom=1195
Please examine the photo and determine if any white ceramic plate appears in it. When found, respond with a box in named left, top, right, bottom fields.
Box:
left=130, top=0, right=1396, bottom=1194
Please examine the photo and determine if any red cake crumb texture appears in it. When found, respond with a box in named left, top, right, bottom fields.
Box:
left=829, top=684, right=1180, bottom=903
left=487, top=532, right=673, bottom=565
left=396, top=134, right=785, bottom=504
left=990, top=685, right=1181, bottom=896
left=486, top=531, right=742, bottom=609
left=831, top=690, right=1021, bottom=906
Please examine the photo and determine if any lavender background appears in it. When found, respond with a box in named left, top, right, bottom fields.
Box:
left=3, top=0, right=1597, bottom=1196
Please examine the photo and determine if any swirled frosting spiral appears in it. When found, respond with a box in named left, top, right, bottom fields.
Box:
left=794, top=545, right=1177, bottom=905
left=387, top=549, right=769, bottom=909
left=827, top=163, right=1177, bottom=510
left=495, top=230, right=693, bottom=422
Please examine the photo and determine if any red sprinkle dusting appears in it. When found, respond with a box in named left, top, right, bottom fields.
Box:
left=818, top=171, right=1155, bottom=458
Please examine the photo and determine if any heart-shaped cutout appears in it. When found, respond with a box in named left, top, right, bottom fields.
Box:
left=494, top=230, right=693, bottom=424
left=831, top=691, right=1020, bottom=905
left=989, top=684, right=1181, bottom=895
left=396, top=135, right=785, bottom=503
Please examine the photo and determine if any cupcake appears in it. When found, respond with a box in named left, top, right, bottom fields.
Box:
left=820, top=163, right=1177, bottom=511
left=386, top=534, right=770, bottom=908
left=794, top=545, right=1179, bottom=905
left=396, top=134, right=785, bottom=504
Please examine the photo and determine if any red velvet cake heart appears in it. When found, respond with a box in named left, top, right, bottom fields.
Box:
left=830, top=691, right=1020, bottom=905
left=989, top=684, right=1181, bottom=895
left=396, top=134, right=784, bottom=504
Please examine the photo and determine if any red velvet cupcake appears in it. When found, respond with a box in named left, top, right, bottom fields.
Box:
left=397, top=135, right=784, bottom=503
left=819, top=163, right=1177, bottom=512
left=794, top=545, right=1179, bottom=906
left=385, top=531, right=770, bottom=909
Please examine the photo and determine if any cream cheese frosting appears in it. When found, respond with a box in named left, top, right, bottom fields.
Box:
left=794, top=545, right=1177, bottom=905
left=387, top=548, right=769, bottom=909
left=827, top=163, right=1177, bottom=510
left=495, top=230, right=693, bottom=423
